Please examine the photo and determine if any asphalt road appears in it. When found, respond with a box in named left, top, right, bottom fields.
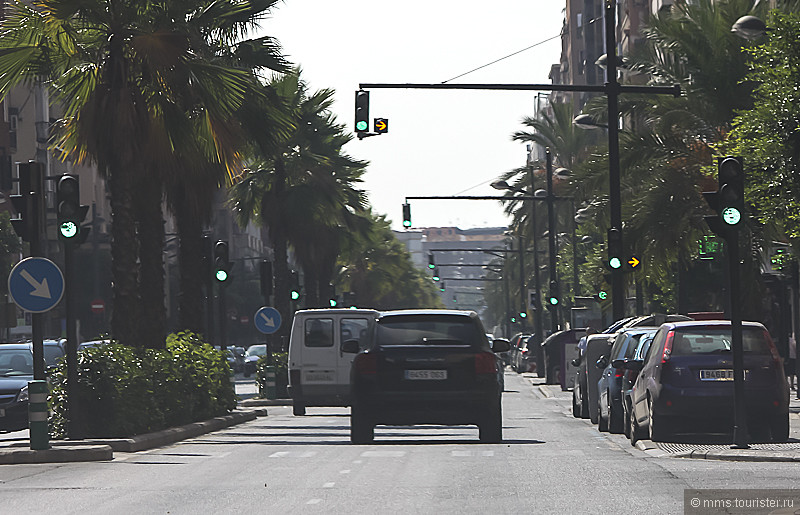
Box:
left=0, top=371, right=798, bottom=514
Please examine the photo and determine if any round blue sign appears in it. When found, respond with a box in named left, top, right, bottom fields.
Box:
left=254, top=307, right=281, bottom=334
left=8, top=257, right=65, bottom=313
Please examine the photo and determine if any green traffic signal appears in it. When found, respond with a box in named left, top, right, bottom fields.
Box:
left=548, top=296, right=559, bottom=306
left=721, top=206, right=741, bottom=225
left=519, top=312, right=527, bottom=318
left=329, top=298, right=337, bottom=307
left=59, top=221, right=78, bottom=239
left=291, top=290, right=300, bottom=300
left=215, top=269, right=228, bottom=282
left=609, top=257, right=622, bottom=269
left=598, top=291, right=608, bottom=300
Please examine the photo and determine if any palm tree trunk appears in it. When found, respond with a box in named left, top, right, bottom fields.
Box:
left=137, top=175, right=166, bottom=349
left=109, top=166, right=142, bottom=347
left=174, top=190, right=207, bottom=335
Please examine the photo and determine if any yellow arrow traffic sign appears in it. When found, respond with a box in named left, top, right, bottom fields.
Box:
left=628, top=256, right=640, bottom=268
left=374, top=118, right=388, bottom=133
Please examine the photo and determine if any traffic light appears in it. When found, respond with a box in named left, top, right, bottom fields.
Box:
left=439, top=281, right=446, bottom=292
left=402, top=202, right=412, bottom=228
left=547, top=280, right=559, bottom=307
left=260, top=260, right=273, bottom=297
left=290, top=270, right=300, bottom=300
left=432, top=267, right=440, bottom=281
left=56, top=175, right=88, bottom=240
left=704, top=157, right=745, bottom=240
left=428, top=253, right=435, bottom=269
left=519, top=311, right=527, bottom=319
left=354, top=90, right=369, bottom=133
left=329, top=297, right=338, bottom=307
left=607, top=228, right=623, bottom=270
left=596, top=290, right=608, bottom=301
left=213, top=240, right=230, bottom=282
left=10, top=162, right=44, bottom=243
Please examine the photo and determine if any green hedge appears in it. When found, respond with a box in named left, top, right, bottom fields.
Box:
left=48, top=332, right=236, bottom=439
left=256, top=351, right=289, bottom=398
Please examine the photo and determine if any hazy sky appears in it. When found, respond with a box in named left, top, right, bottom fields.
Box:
left=260, top=1, right=566, bottom=230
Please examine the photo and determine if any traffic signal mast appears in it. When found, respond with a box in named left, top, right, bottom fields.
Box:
left=214, top=240, right=230, bottom=283
left=402, top=202, right=412, bottom=228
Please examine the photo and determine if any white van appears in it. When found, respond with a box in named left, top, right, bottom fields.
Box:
left=288, top=309, right=379, bottom=416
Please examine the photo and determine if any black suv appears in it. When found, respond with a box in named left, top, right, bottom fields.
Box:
left=345, top=310, right=509, bottom=444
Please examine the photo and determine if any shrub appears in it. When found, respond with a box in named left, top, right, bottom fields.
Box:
left=48, top=332, right=236, bottom=439
left=256, top=351, right=289, bottom=398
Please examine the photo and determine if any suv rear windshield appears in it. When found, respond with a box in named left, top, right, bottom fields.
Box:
left=376, top=315, right=482, bottom=347
left=671, top=327, right=772, bottom=356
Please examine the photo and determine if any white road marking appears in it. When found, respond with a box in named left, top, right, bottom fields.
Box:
left=269, top=451, right=318, bottom=458
left=307, top=499, right=321, bottom=505
left=482, top=451, right=494, bottom=457
left=360, top=450, right=406, bottom=458
left=269, top=451, right=289, bottom=458
left=323, top=482, right=335, bottom=488
left=340, top=469, right=351, bottom=474
left=353, top=460, right=363, bottom=464
left=452, top=450, right=472, bottom=457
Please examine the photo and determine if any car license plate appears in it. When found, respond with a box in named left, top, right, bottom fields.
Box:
left=405, top=369, right=447, bottom=380
left=699, top=369, right=749, bottom=381
left=303, top=370, right=335, bottom=383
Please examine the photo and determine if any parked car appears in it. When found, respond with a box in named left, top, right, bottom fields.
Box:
left=513, top=336, right=536, bottom=374
left=78, top=339, right=112, bottom=351
left=42, top=339, right=66, bottom=367
left=621, top=332, right=655, bottom=438
left=507, top=333, right=530, bottom=372
left=487, top=336, right=506, bottom=391
left=214, top=346, right=244, bottom=374
left=0, top=343, right=34, bottom=431
left=243, top=344, right=268, bottom=377
left=572, top=333, right=613, bottom=422
left=345, top=309, right=509, bottom=444
left=629, top=320, right=790, bottom=444
left=543, top=329, right=586, bottom=386
left=596, top=327, right=657, bottom=433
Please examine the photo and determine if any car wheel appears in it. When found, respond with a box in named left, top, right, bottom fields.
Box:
left=770, top=413, right=789, bottom=443
left=479, top=401, right=503, bottom=443
left=572, top=388, right=580, bottom=418
left=629, top=405, right=646, bottom=446
left=598, top=402, right=609, bottom=432
left=622, top=399, right=631, bottom=439
left=648, top=398, right=670, bottom=442
left=350, top=405, right=374, bottom=444
left=579, top=384, right=590, bottom=419
left=609, top=398, right=624, bottom=434
left=292, top=402, right=306, bottom=416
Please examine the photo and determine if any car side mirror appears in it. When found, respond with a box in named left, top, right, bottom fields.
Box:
left=491, top=338, right=510, bottom=353
left=341, top=339, right=360, bottom=354
left=595, top=355, right=608, bottom=369
left=623, top=360, right=644, bottom=371
left=611, top=358, right=626, bottom=369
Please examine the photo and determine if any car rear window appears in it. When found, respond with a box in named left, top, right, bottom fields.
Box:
left=304, top=318, right=334, bottom=347
left=376, top=315, right=481, bottom=347
left=671, top=327, right=772, bottom=356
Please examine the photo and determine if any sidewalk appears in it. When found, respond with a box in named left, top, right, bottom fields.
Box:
left=531, top=374, right=800, bottom=463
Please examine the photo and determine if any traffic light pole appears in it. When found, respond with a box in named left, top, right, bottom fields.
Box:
left=727, top=231, right=749, bottom=449
left=63, top=238, right=80, bottom=439
left=545, top=150, right=560, bottom=333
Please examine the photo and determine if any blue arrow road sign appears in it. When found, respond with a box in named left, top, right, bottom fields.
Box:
left=254, top=306, right=281, bottom=335
left=8, top=257, right=65, bottom=313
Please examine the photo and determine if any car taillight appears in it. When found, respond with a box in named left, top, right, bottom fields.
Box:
left=662, top=331, right=675, bottom=363
left=763, top=330, right=782, bottom=366
left=354, top=353, right=377, bottom=375
left=475, top=352, right=497, bottom=375
left=614, top=368, right=624, bottom=378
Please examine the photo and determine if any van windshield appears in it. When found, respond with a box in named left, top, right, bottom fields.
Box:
left=376, top=315, right=480, bottom=347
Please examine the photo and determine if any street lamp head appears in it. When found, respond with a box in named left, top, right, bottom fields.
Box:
left=581, top=235, right=594, bottom=244
left=573, top=114, right=608, bottom=130
left=595, top=53, right=627, bottom=70
left=491, top=179, right=511, bottom=191
left=732, top=15, right=768, bottom=40
left=554, top=168, right=572, bottom=179
left=534, top=189, right=547, bottom=198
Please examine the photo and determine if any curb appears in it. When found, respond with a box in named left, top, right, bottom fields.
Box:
left=0, top=445, right=112, bottom=465
left=635, top=439, right=800, bottom=463
left=537, top=385, right=553, bottom=398
left=0, top=408, right=267, bottom=464
left=239, top=398, right=293, bottom=407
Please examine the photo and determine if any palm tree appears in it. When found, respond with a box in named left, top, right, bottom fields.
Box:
left=0, top=0, right=281, bottom=347
left=511, top=100, right=594, bottom=170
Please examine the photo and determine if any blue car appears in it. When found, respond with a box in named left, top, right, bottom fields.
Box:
left=596, top=327, right=657, bottom=433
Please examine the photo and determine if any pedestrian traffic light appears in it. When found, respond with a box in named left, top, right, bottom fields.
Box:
left=439, top=281, right=446, bottom=292
left=428, top=253, right=435, bottom=269
left=596, top=290, right=608, bottom=301
left=213, top=240, right=230, bottom=282
left=56, top=175, right=88, bottom=240
left=354, top=90, right=369, bottom=133
left=402, top=202, right=412, bottom=228
left=547, top=280, right=559, bottom=307
left=704, top=156, right=745, bottom=240
left=607, top=228, right=623, bottom=270
left=260, top=260, right=273, bottom=297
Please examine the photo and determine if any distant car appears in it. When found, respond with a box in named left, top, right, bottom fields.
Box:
left=244, top=344, right=268, bottom=377
left=629, top=320, right=790, bottom=444
left=79, top=339, right=112, bottom=351
left=346, top=310, right=509, bottom=444
left=0, top=344, right=34, bottom=431
left=621, top=332, right=655, bottom=438
left=214, top=346, right=243, bottom=374
left=507, top=333, right=530, bottom=372
left=596, top=327, right=657, bottom=433
left=42, top=339, right=66, bottom=367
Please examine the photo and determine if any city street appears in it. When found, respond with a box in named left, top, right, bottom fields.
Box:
left=1, top=371, right=798, bottom=513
